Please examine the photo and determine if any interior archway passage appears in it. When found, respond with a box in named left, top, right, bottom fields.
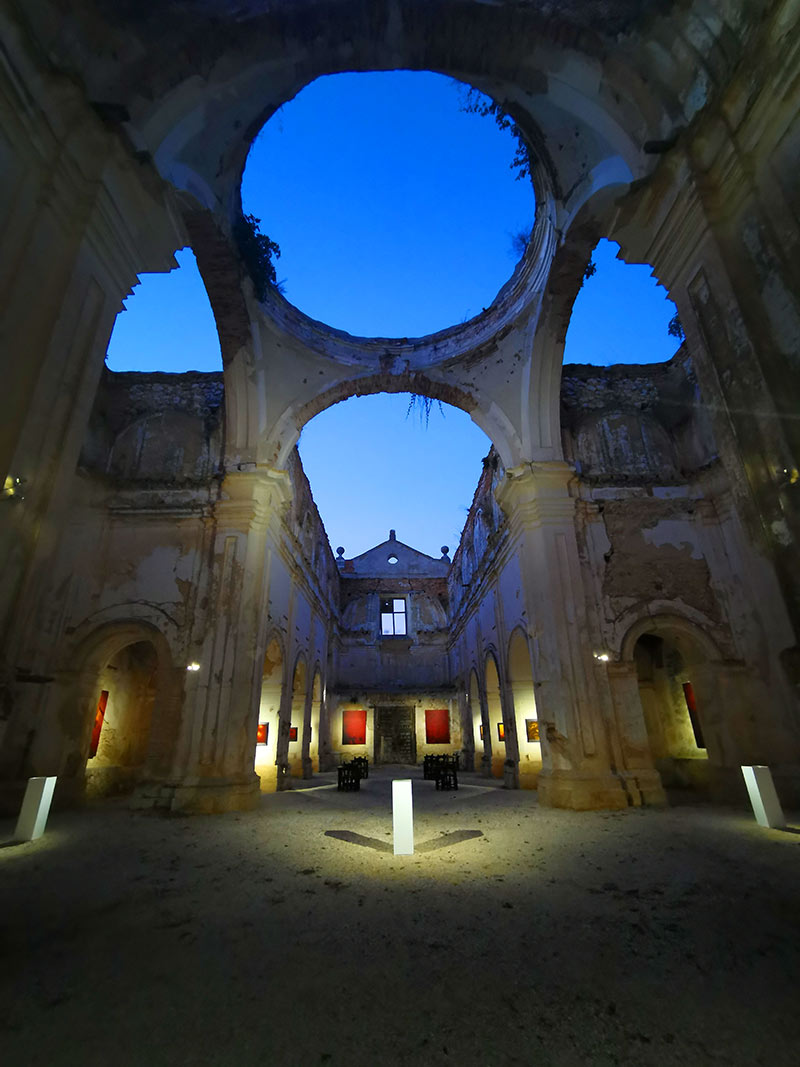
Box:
left=633, top=633, right=709, bottom=792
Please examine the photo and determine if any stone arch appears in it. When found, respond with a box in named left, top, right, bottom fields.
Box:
left=619, top=612, right=723, bottom=665
left=267, top=372, right=521, bottom=472
left=507, top=628, right=542, bottom=789
left=58, top=620, right=181, bottom=802
left=255, top=632, right=285, bottom=792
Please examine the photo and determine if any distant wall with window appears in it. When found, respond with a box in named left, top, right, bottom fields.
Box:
left=334, top=532, right=452, bottom=692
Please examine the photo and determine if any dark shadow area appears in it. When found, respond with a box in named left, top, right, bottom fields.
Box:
left=324, top=828, right=484, bottom=853
left=324, top=830, right=392, bottom=852
left=415, top=829, right=484, bottom=852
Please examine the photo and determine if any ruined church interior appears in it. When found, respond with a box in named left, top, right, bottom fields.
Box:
left=2, top=2, right=800, bottom=1063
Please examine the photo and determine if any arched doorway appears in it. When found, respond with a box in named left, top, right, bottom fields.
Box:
left=255, top=636, right=283, bottom=792
left=484, top=653, right=505, bottom=779
left=508, top=629, right=541, bottom=789
left=70, top=623, right=179, bottom=801
left=632, top=629, right=711, bottom=791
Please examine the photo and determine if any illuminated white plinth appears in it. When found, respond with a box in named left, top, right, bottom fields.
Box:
left=15, top=776, right=57, bottom=842
left=741, top=765, right=785, bottom=829
left=392, top=779, right=414, bottom=856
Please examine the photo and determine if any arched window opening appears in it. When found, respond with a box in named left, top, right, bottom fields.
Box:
left=298, top=393, right=491, bottom=560
left=242, top=71, right=536, bottom=338
left=508, top=629, right=541, bottom=789
left=106, top=248, right=223, bottom=372
left=255, top=637, right=283, bottom=792
left=634, top=632, right=709, bottom=791
left=85, top=640, right=158, bottom=797
left=564, top=239, right=682, bottom=367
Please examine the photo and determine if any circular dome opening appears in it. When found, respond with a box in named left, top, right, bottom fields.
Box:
left=241, top=71, right=536, bottom=339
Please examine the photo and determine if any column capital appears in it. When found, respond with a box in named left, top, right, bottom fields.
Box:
left=215, top=465, right=293, bottom=529
left=495, top=461, right=576, bottom=525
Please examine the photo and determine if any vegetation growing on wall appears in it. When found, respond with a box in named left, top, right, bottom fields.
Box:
left=458, top=87, right=534, bottom=182
left=668, top=312, right=685, bottom=341
left=233, top=213, right=282, bottom=301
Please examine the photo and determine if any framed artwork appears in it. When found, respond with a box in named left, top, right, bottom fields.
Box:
left=289, top=726, right=298, bottom=742
left=342, top=707, right=367, bottom=746
left=425, top=708, right=450, bottom=745
left=525, top=719, right=540, bottom=742
left=497, top=721, right=505, bottom=742
left=256, top=723, right=268, bottom=745
left=479, top=724, right=484, bottom=740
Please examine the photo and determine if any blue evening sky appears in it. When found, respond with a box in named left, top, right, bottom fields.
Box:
left=105, top=71, right=680, bottom=558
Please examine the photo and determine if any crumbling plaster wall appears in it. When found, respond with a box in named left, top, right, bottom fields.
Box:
left=564, top=355, right=799, bottom=780
left=1, top=371, right=339, bottom=806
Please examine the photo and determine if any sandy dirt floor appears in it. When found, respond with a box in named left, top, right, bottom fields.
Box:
left=2, top=767, right=799, bottom=1067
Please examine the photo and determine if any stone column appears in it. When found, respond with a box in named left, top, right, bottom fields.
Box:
left=496, top=462, right=628, bottom=810
left=301, top=683, right=314, bottom=780
left=604, top=662, right=666, bottom=806
left=478, top=686, right=493, bottom=778
left=157, top=467, right=291, bottom=813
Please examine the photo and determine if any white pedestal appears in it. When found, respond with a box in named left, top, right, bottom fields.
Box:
left=15, top=776, right=57, bottom=841
left=392, top=779, right=414, bottom=855
left=741, top=765, right=785, bottom=829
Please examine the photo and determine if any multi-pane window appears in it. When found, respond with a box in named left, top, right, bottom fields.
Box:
left=380, top=597, right=407, bottom=635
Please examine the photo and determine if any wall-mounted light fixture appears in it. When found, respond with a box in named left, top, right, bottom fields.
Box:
left=186, top=662, right=201, bottom=672
left=777, top=467, right=799, bottom=490
left=2, top=475, right=26, bottom=502
left=593, top=651, right=610, bottom=663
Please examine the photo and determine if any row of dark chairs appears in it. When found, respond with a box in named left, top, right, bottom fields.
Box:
left=337, top=756, right=369, bottom=791
left=423, top=753, right=459, bottom=791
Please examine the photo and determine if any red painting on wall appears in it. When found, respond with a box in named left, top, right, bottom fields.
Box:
left=256, top=723, right=268, bottom=744
left=682, top=681, right=706, bottom=749
left=342, top=708, right=367, bottom=746
left=289, top=726, right=298, bottom=742
left=497, top=721, right=506, bottom=742
left=89, top=690, right=109, bottom=758
left=425, top=708, right=450, bottom=745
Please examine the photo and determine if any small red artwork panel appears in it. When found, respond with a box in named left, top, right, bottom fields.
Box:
left=256, top=723, right=268, bottom=744
left=89, top=690, right=109, bottom=759
left=342, top=708, right=367, bottom=746
left=425, top=708, right=450, bottom=745
left=289, top=726, right=298, bottom=742
left=497, top=721, right=506, bottom=742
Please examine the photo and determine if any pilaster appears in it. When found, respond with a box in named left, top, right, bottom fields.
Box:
left=496, top=462, right=629, bottom=810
